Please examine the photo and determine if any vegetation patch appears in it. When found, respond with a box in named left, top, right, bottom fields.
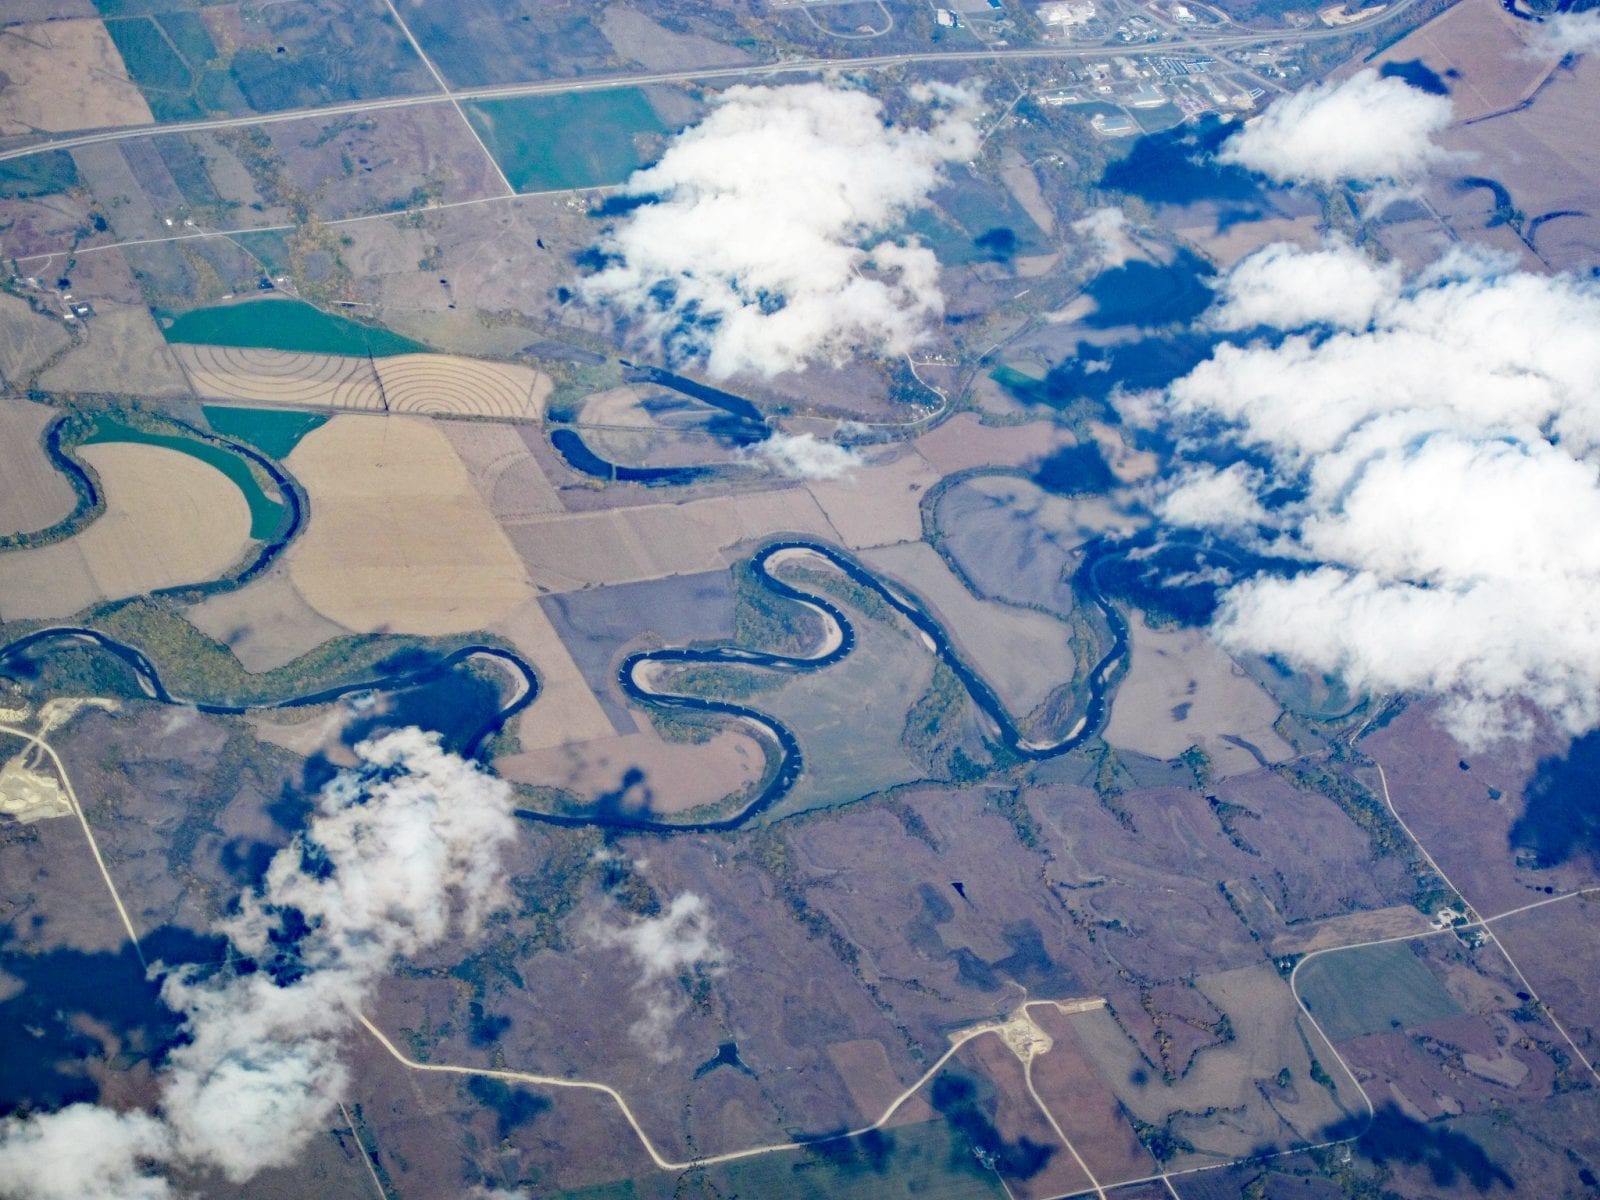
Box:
left=0, top=152, right=79, bottom=200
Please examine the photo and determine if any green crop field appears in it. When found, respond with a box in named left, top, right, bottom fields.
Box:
left=0, top=151, right=78, bottom=200
left=463, top=89, right=668, bottom=192
left=1296, top=942, right=1464, bottom=1041
left=161, top=299, right=430, bottom=357
left=202, top=406, right=327, bottom=460
left=83, top=416, right=287, bottom=540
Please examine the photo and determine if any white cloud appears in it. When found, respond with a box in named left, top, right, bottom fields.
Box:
left=0, top=1106, right=173, bottom=1200
left=745, top=432, right=862, bottom=479
left=582, top=82, right=981, bottom=380
left=1528, top=11, right=1600, bottom=56
left=1205, top=238, right=1400, bottom=332
left=1144, top=239, right=1600, bottom=743
left=0, top=730, right=518, bottom=1193
left=588, top=893, right=721, bottom=1060
left=1159, top=464, right=1269, bottom=531
left=1072, top=206, right=1136, bottom=267
left=1217, top=69, right=1453, bottom=186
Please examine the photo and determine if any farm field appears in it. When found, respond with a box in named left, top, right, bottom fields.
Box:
left=933, top=475, right=1133, bottom=614
left=0, top=294, right=72, bottom=389
left=502, top=489, right=836, bottom=594
left=504, top=725, right=766, bottom=817
left=281, top=414, right=532, bottom=634
left=1069, top=963, right=1356, bottom=1168
left=83, top=415, right=287, bottom=540
left=0, top=402, right=77, bottom=539
left=0, top=442, right=251, bottom=620
left=162, top=299, right=430, bottom=357
left=463, top=89, right=670, bottom=193
left=804, top=450, right=943, bottom=550
left=861, top=539, right=1078, bottom=720
left=177, top=344, right=551, bottom=420
left=0, top=18, right=153, bottom=135
left=184, top=567, right=351, bottom=673
left=3, top=2, right=1597, bottom=1197
left=1296, top=942, right=1464, bottom=1042
left=1104, top=613, right=1294, bottom=777
left=37, top=303, right=193, bottom=397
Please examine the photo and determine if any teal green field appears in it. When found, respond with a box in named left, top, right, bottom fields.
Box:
left=160, top=299, right=429, bottom=357
left=463, top=89, right=669, bottom=192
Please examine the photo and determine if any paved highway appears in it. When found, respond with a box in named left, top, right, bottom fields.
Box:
left=0, top=0, right=1423, bottom=166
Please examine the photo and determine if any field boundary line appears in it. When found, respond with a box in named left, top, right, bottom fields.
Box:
left=376, top=0, right=517, bottom=197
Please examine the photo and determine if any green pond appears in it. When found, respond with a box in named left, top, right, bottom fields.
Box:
left=202, top=406, right=327, bottom=460
left=161, top=299, right=429, bottom=357
left=83, top=417, right=287, bottom=541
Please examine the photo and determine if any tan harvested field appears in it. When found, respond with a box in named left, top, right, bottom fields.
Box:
left=581, top=385, right=655, bottom=429
left=1001, top=147, right=1056, bottom=236
left=1269, top=904, right=1434, bottom=957
left=248, top=707, right=360, bottom=769
left=489, top=597, right=614, bottom=750
left=503, top=487, right=835, bottom=593
left=913, top=412, right=1071, bottom=474
left=499, top=725, right=764, bottom=815
left=1357, top=0, right=1552, bottom=121
left=177, top=345, right=551, bottom=420
left=804, top=450, right=942, bottom=549
left=1430, top=54, right=1600, bottom=271
left=0, top=401, right=76, bottom=538
left=824, top=1038, right=934, bottom=1127
left=178, top=345, right=383, bottom=409
left=0, top=294, right=71, bottom=388
left=861, top=540, right=1076, bottom=716
left=439, top=421, right=564, bottom=518
left=284, top=415, right=532, bottom=634
left=0, top=19, right=153, bottom=135
left=1105, top=613, right=1292, bottom=776
left=185, top=567, right=351, bottom=672
left=38, top=304, right=191, bottom=397
left=377, top=354, right=550, bottom=420
left=1174, top=212, right=1323, bottom=269
left=0, top=443, right=251, bottom=621
left=579, top=384, right=744, bottom=468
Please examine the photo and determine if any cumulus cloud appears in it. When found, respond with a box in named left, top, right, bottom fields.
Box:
left=0, top=1106, right=173, bottom=1200
left=1205, top=238, right=1401, bottom=332
left=1217, top=69, right=1453, bottom=186
left=1072, top=205, right=1137, bottom=267
left=0, top=730, right=518, bottom=1194
left=1528, top=11, right=1600, bottom=56
left=745, top=432, right=863, bottom=479
left=588, top=893, right=721, bottom=1060
left=1160, top=463, right=1269, bottom=532
left=582, top=82, right=981, bottom=379
left=1142, top=239, right=1600, bottom=743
